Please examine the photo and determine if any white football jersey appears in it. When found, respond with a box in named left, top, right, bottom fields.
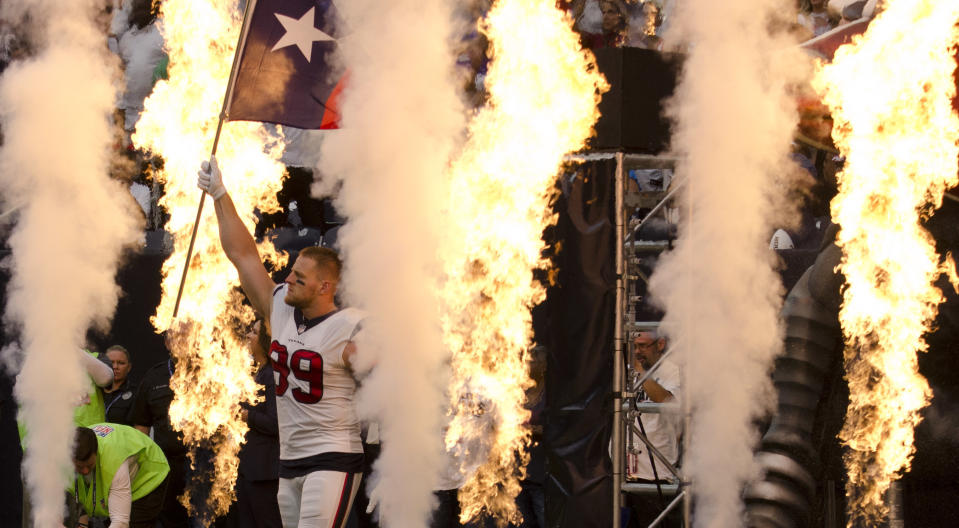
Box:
left=270, top=284, right=364, bottom=460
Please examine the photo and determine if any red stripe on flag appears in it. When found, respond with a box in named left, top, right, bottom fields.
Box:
left=321, top=71, right=349, bottom=130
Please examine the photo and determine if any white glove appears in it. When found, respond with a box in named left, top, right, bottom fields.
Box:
left=366, top=484, right=380, bottom=515
left=197, top=156, right=226, bottom=200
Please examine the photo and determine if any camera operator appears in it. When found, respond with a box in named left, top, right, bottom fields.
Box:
left=624, top=330, right=682, bottom=527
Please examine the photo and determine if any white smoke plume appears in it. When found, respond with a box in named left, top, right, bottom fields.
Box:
left=0, top=1, right=141, bottom=525
left=648, top=1, right=809, bottom=526
left=315, top=1, right=465, bottom=526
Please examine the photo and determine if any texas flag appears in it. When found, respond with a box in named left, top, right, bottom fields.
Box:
left=226, top=0, right=345, bottom=129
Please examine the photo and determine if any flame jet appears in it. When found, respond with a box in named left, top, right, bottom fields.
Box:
left=0, top=1, right=141, bottom=525
left=441, top=1, right=606, bottom=524
left=813, top=1, right=959, bottom=524
left=132, top=0, right=288, bottom=520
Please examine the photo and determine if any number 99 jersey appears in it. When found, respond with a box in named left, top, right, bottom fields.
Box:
left=270, top=284, right=365, bottom=461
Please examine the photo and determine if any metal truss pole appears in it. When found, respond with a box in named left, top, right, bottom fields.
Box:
left=682, top=168, right=693, bottom=528
left=612, top=151, right=626, bottom=528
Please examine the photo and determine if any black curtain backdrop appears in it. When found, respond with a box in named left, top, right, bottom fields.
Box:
left=87, top=246, right=170, bottom=386
left=0, top=261, right=23, bottom=528
left=544, top=159, right=616, bottom=528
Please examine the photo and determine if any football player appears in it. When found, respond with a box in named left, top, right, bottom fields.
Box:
left=198, top=157, right=363, bottom=528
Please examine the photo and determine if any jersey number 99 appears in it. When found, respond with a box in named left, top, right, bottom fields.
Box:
left=270, top=342, right=324, bottom=403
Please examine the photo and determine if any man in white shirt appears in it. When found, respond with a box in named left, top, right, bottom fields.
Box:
left=69, top=424, right=170, bottom=528
left=626, top=330, right=681, bottom=482
left=623, top=330, right=683, bottom=527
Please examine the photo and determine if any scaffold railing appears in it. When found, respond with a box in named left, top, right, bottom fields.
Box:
left=598, top=150, right=690, bottom=528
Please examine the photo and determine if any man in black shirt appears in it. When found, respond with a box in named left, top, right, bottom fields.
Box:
left=130, top=358, right=190, bottom=527
left=229, top=323, right=282, bottom=528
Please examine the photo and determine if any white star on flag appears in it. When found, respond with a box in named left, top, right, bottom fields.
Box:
left=271, top=6, right=333, bottom=63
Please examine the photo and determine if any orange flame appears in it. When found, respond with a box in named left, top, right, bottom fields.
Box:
left=132, top=0, right=288, bottom=520
left=813, top=1, right=959, bottom=524
left=441, top=1, right=607, bottom=524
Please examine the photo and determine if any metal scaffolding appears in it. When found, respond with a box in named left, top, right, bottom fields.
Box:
left=585, top=151, right=690, bottom=528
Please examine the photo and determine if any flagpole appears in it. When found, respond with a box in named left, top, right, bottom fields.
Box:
left=172, top=0, right=260, bottom=320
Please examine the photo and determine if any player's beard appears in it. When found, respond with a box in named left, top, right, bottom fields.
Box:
left=284, top=291, right=306, bottom=309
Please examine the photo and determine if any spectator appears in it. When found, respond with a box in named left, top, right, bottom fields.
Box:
left=578, top=0, right=630, bottom=48
left=626, top=1, right=664, bottom=50
left=834, top=0, right=879, bottom=25
left=839, top=0, right=867, bottom=24
left=796, top=93, right=834, bottom=149
left=571, top=0, right=602, bottom=34
left=788, top=90, right=838, bottom=245
left=104, top=345, right=136, bottom=425
left=115, top=0, right=165, bottom=133
left=455, top=0, right=491, bottom=107
left=828, top=0, right=879, bottom=23
left=767, top=87, right=836, bottom=272
left=129, top=355, right=191, bottom=527
left=71, top=424, right=170, bottom=528
left=623, top=330, right=682, bottom=528
left=797, top=0, right=835, bottom=38
left=455, top=30, right=489, bottom=107
left=226, top=322, right=282, bottom=528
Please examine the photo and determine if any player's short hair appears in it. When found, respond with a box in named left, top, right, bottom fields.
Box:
left=73, top=427, right=97, bottom=461
left=298, top=246, right=342, bottom=281
left=106, top=344, right=129, bottom=362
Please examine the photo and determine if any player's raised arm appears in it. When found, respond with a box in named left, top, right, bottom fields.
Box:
left=197, top=156, right=276, bottom=319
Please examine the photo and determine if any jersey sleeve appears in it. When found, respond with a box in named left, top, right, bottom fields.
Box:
left=270, top=284, right=289, bottom=336
left=349, top=318, right=364, bottom=341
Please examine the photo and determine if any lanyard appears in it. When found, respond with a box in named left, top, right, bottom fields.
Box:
left=74, top=466, right=97, bottom=516
left=104, top=387, right=124, bottom=416
left=167, top=358, right=174, bottom=377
